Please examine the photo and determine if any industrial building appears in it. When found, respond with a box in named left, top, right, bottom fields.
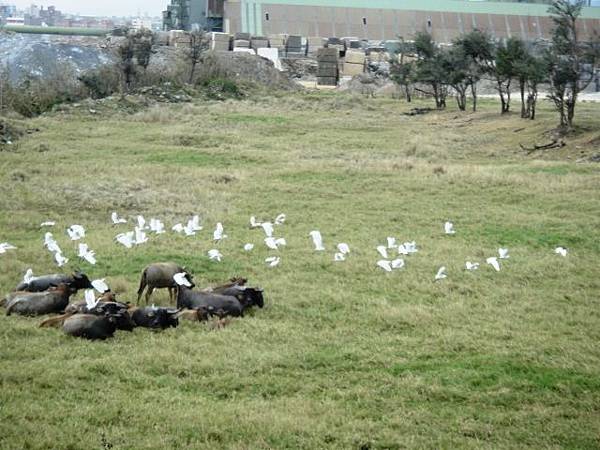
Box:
left=164, top=0, right=600, bottom=42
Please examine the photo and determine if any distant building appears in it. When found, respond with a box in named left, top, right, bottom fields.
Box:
left=222, top=0, right=600, bottom=42
left=163, top=0, right=224, bottom=31
left=0, top=4, right=17, bottom=19
left=5, top=16, right=24, bottom=25
left=24, top=5, right=64, bottom=26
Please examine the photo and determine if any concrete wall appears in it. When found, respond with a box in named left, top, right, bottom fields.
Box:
left=224, top=0, right=600, bottom=42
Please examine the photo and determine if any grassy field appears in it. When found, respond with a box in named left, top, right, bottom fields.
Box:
left=1, top=92, right=599, bottom=449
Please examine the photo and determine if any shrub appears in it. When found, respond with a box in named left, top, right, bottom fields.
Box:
left=79, top=65, right=121, bottom=99
left=199, top=78, right=243, bottom=100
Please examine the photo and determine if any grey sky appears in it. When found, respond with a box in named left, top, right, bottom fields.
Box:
left=10, top=1, right=167, bottom=17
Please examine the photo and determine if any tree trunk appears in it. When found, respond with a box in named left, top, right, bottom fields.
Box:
left=471, top=82, right=477, bottom=112
left=520, top=78, right=527, bottom=118
left=455, top=87, right=466, bottom=111
left=405, top=85, right=411, bottom=102
left=189, top=61, right=197, bottom=84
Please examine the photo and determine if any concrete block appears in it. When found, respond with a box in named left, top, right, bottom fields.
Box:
left=317, top=77, right=338, bottom=86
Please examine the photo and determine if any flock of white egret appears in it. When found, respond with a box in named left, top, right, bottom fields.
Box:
left=1, top=215, right=570, bottom=282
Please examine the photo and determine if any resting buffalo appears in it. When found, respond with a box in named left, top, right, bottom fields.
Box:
left=40, top=295, right=135, bottom=332
left=137, top=262, right=194, bottom=305
left=214, top=286, right=264, bottom=310
left=176, top=286, right=243, bottom=318
left=5, top=284, right=73, bottom=316
left=131, top=306, right=180, bottom=330
left=62, top=314, right=120, bottom=340
left=15, top=271, right=92, bottom=293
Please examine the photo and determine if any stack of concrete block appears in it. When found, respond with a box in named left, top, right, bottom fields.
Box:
left=348, top=40, right=362, bottom=49
left=235, top=32, right=251, bottom=40
left=155, top=31, right=170, bottom=46
left=269, top=34, right=287, bottom=52
left=257, top=47, right=283, bottom=71
left=210, top=32, right=231, bottom=51
left=317, top=48, right=339, bottom=86
left=306, top=36, right=324, bottom=55
left=234, top=39, right=250, bottom=49
left=325, top=37, right=347, bottom=58
left=169, top=30, right=192, bottom=47
left=251, top=36, right=270, bottom=49
left=286, top=35, right=303, bottom=55
left=343, top=50, right=366, bottom=77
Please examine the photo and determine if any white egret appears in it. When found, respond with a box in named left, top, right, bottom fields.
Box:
left=555, top=247, right=568, bottom=257
left=67, top=225, right=85, bottom=241
left=250, top=216, right=262, bottom=228
left=309, top=231, right=325, bottom=251
left=213, top=223, right=227, bottom=241
left=334, top=253, right=345, bottom=261
left=54, top=252, right=68, bottom=267
left=84, top=290, right=99, bottom=310
left=465, top=262, right=480, bottom=271
left=137, top=215, right=147, bottom=230
left=337, top=243, right=350, bottom=255
left=444, top=222, right=456, bottom=235
left=23, top=268, right=35, bottom=283
left=265, top=256, right=281, bottom=267
left=376, top=245, right=388, bottom=259
left=78, top=243, right=97, bottom=265
left=244, top=243, right=254, bottom=251
left=486, top=257, right=501, bottom=272
left=172, top=223, right=184, bottom=233
left=274, top=214, right=286, bottom=225
left=115, top=232, right=134, bottom=248
left=377, top=260, right=393, bottom=272
left=262, top=222, right=274, bottom=237
left=134, top=227, right=148, bottom=245
left=173, top=272, right=192, bottom=287
left=0, top=242, right=17, bottom=254
left=189, top=215, right=203, bottom=231
left=149, top=219, right=165, bottom=234
left=264, top=237, right=278, bottom=250
left=391, top=259, right=405, bottom=269
left=40, top=221, right=55, bottom=227
left=404, top=242, right=418, bottom=254
left=91, top=279, right=110, bottom=293
left=435, top=266, right=447, bottom=280
left=498, top=248, right=510, bottom=259
left=387, top=237, right=397, bottom=249
left=208, top=249, right=223, bottom=261
left=111, top=212, right=127, bottom=224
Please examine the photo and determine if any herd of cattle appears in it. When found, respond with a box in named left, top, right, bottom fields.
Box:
left=0, top=262, right=264, bottom=340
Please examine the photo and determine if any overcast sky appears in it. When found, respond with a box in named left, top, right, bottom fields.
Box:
left=10, top=1, right=167, bottom=17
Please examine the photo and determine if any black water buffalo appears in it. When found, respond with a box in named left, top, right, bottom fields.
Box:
left=131, top=306, right=180, bottom=330
left=214, top=286, right=264, bottom=310
left=62, top=314, right=120, bottom=340
left=15, top=271, right=92, bottom=293
left=176, top=286, right=244, bottom=318
left=5, top=284, right=73, bottom=316
left=137, top=262, right=194, bottom=305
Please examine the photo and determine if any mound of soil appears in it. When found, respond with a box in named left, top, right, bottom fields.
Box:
left=214, top=52, right=299, bottom=90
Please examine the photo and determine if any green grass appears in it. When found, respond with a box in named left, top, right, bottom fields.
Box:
left=1, top=94, right=600, bottom=449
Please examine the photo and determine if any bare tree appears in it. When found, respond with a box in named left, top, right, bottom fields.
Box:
left=187, top=30, right=210, bottom=84
left=546, top=0, right=600, bottom=130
